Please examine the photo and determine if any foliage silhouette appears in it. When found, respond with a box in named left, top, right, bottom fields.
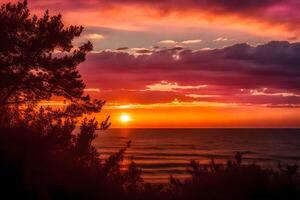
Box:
left=164, top=154, right=300, bottom=200
left=0, top=0, right=103, bottom=121
left=0, top=111, right=141, bottom=200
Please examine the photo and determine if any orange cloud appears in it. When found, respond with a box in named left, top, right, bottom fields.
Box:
left=84, top=33, right=104, bottom=40
left=159, top=40, right=177, bottom=44
left=17, top=0, right=300, bottom=39
left=181, top=39, right=202, bottom=44
left=142, top=81, right=207, bottom=92
left=84, top=88, right=101, bottom=92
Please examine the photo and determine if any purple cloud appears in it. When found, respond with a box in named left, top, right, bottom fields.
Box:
left=79, top=41, right=300, bottom=106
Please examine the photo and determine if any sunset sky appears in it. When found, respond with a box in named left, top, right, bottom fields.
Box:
left=6, top=0, right=300, bottom=127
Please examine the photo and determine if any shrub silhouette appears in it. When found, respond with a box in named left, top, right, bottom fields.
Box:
left=165, top=155, right=300, bottom=200
left=0, top=112, right=142, bottom=200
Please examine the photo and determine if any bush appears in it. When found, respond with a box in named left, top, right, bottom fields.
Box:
left=0, top=108, right=141, bottom=200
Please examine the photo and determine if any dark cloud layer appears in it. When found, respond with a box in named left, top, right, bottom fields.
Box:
left=2, top=0, right=298, bottom=36
left=79, top=41, right=300, bottom=106
left=23, top=0, right=300, bottom=35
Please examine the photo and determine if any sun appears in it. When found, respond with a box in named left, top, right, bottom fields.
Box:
left=120, top=113, right=131, bottom=123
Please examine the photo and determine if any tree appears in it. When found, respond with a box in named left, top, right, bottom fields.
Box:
left=0, top=0, right=100, bottom=114
left=0, top=2, right=138, bottom=199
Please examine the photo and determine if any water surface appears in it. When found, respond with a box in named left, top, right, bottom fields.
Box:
left=94, top=128, right=300, bottom=183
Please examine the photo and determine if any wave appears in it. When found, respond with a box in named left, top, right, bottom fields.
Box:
left=95, top=128, right=300, bottom=182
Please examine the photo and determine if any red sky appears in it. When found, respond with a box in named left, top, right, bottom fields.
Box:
left=4, top=0, right=300, bottom=127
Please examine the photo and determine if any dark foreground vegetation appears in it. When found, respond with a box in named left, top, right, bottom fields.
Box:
left=0, top=1, right=300, bottom=200
left=1, top=116, right=300, bottom=200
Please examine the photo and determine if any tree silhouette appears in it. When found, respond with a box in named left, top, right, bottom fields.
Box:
left=0, top=0, right=99, bottom=114
left=0, top=2, right=137, bottom=199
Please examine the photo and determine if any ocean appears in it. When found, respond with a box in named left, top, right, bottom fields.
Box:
left=94, top=128, right=300, bottom=183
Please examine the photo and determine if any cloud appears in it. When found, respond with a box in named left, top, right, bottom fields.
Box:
left=158, top=40, right=177, bottom=44
left=186, top=94, right=220, bottom=98
left=213, top=37, right=230, bottom=42
left=159, top=39, right=202, bottom=45
left=181, top=39, right=202, bottom=44
left=250, top=88, right=300, bottom=97
left=84, top=33, right=104, bottom=40
left=105, top=100, right=237, bottom=110
left=79, top=41, right=300, bottom=107
left=142, top=81, right=207, bottom=92
left=196, top=47, right=212, bottom=51
left=84, top=88, right=101, bottom=92
left=10, top=0, right=300, bottom=40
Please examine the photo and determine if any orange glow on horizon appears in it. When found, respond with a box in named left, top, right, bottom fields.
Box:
left=37, top=100, right=300, bottom=128
left=99, top=104, right=300, bottom=128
